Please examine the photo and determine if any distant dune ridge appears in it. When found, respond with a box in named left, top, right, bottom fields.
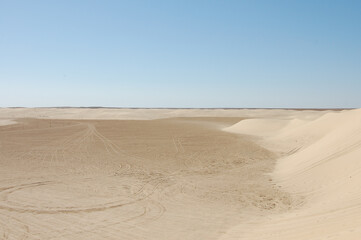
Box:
left=0, top=107, right=330, bottom=120
left=223, top=108, right=361, bottom=240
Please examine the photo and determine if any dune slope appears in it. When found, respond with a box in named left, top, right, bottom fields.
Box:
left=222, top=108, right=361, bottom=240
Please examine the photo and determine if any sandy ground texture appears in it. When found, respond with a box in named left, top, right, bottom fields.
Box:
left=224, top=108, right=361, bottom=240
left=0, top=108, right=359, bottom=239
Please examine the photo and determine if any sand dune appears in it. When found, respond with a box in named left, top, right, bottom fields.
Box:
left=222, top=108, right=361, bottom=240
left=0, top=108, right=359, bottom=239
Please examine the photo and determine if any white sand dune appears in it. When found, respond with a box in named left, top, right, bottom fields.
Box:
left=222, top=108, right=361, bottom=240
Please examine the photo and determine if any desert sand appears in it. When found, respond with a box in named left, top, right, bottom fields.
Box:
left=0, top=108, right=360, bottom=239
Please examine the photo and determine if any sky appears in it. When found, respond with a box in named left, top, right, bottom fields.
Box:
left=1, top=0, right=360, bottom=108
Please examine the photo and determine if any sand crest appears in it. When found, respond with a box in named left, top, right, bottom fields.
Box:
left=221, top=108, right=361, bottom=240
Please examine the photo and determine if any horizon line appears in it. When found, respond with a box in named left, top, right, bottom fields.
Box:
left=1, top=106, right=355, bottom=111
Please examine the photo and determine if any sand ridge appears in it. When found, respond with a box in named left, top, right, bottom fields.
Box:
left=0, top=107, right=330, bottom=121
left=222, top=108, right=361, bottom=240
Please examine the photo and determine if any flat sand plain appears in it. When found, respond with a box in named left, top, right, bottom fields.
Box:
left=1, top=108, right=360, bottom=240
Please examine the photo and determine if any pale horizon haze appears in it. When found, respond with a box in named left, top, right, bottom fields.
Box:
left=1, top=0, right=360, bottom=108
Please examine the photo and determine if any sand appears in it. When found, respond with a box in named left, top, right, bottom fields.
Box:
left=0, top=120, right=17, bottom=126
left=0, top=108, right=360, bottom=239
left=223, top=108, right=361, bottom=239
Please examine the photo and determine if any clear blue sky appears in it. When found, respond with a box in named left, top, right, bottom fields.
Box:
left=1, top=0, right=360, bottom=108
